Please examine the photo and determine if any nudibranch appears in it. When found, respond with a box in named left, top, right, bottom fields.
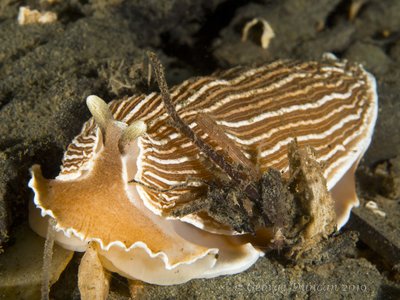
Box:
left=29, top=56, right=377, bottom=285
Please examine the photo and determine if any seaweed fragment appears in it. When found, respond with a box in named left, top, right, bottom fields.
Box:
left=147, top=51, right=291, bottom=233
left=147, top=52, right=337, bottom=252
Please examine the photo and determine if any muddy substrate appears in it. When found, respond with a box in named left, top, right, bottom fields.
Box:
left=0, top=0, right=399, bottom=299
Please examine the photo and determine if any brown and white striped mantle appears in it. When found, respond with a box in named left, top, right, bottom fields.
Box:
left=58, top=58, right=378, bottom=230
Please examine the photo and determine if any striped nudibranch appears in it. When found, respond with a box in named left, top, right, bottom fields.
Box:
left=60, top=57, right=377, bottom=231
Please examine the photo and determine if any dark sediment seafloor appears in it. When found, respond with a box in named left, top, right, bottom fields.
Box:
left=0, top=0, right=399, bottom=299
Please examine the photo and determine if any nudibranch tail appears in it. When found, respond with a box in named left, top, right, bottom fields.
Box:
left=327, top=68, right=378, bottom=228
